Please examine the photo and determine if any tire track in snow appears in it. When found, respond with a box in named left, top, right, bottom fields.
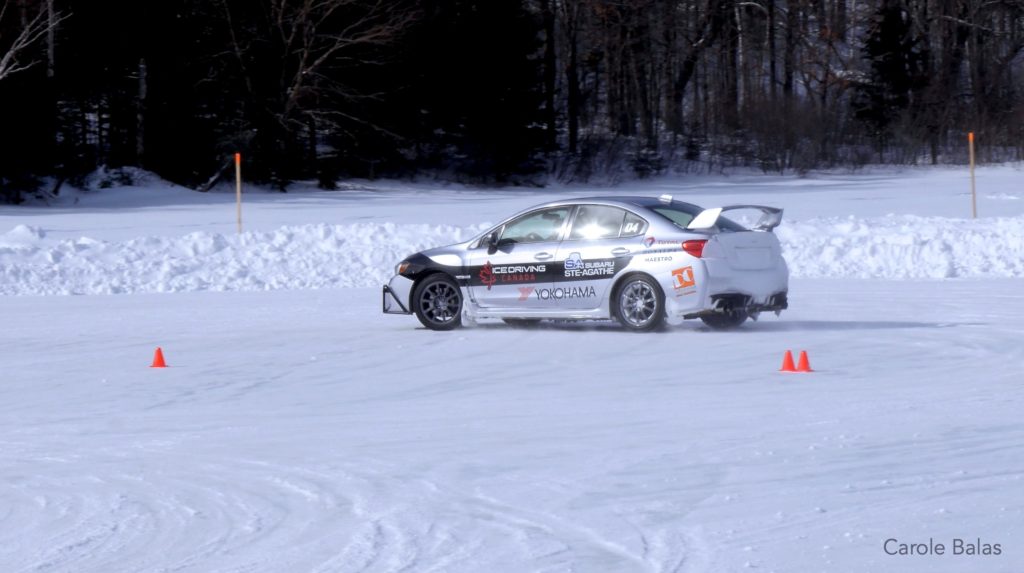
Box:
left=0, top=452, right=452, bottom=572
left=3, top=446, right=573, bottom=572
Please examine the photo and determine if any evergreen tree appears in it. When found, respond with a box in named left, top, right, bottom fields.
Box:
left=853, top=0, right=928, bottom=149
left=411, top=0, right=546, bottom=182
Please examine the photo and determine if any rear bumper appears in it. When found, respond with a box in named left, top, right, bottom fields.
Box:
left=684, top=291, right=788, bottom=319
left=662, top=258, right=789, bottom=319
left=713, top=291, right=788, bottom=313
left=702, top=258, right=788, bottom=297
left=382, top=275, right=414, bottom=315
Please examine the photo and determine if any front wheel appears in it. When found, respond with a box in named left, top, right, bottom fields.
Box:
left=700, top=310, right=748, bottom=329
left=614, top=275, right=665, bottom=332
left=413, top=274, right=463, bottom=331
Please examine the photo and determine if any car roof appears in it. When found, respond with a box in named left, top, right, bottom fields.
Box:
left=472, top=195, right=712, bottom=242
left=540, top=195, right=703, bottom=211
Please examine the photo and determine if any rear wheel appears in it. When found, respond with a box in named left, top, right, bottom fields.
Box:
left=413, top=274, right=463, bottom=331
left=700, top=310, right=748, bottom=329
left=614, top=275, right=665, bottom=332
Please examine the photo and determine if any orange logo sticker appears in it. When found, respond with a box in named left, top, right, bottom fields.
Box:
left=672, top=266, right=696, bottom=290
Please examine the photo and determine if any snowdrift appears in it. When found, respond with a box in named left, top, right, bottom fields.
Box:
left=2, top=215, right=1023, bottom=295
left=777, top=214, right=1024, bottom=279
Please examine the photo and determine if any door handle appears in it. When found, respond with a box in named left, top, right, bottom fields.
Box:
left=534, top=252, right=553, bottom=261
left=611, top=247, right=630, bottom=256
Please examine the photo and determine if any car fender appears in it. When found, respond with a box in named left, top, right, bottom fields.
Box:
left=613, top=254, right=707, bottom=317
left=608, top=269, right=664, bottom=316
left=659, top=260, right=710, bottom=317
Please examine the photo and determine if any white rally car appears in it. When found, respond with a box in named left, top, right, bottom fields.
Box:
left=383, top=195, right=788, bottom=331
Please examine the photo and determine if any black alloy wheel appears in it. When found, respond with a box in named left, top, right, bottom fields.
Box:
left=413, top=274, right=463, bottom=331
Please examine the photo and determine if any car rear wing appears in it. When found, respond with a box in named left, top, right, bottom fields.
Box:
left=687, top=205, right=784, bottom=232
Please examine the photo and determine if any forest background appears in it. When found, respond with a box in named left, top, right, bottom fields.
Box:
left=1, top=0, right=1022, bottom=203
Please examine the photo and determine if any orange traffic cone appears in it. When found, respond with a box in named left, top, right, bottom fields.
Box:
left=780, top=350, right=796, bottom=372
left=796, top=350, right=812, bottom=373
left=150, top=347, right=167, bottom=368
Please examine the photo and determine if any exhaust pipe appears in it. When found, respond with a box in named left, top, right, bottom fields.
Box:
left=711, top=294, right=751, bottom=313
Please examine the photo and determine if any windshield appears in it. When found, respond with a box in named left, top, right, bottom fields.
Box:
left=651, top=203, right=746, bottom=232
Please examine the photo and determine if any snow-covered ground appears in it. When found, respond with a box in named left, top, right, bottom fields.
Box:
left=1, top=166, right=1023, bottom=572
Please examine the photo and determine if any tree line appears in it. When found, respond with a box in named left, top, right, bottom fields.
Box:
left=1, top=0, right=1022, bottom=203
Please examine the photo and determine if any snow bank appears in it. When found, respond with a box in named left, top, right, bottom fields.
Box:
left=0, top=223, right=488, bottom=295
left=0, top=224, right=46, bottom=246
left=778, top=215, right=1024, bottom=279
left=774, top=213, right=1024, bottom=278
left=1, top=215, right=1022, bottom=295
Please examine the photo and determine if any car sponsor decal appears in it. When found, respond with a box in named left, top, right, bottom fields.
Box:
left=493, top=263, right=547, bottom=275
left=672, top=266, right=695, bottom=288
left=479, top=262, right=497, bottom=289
left=644, top=255, right=673, bottom=263
left=522, top=286, right=597, bottom=301
left=553, top=255, right=631, bottom=283
left=671, top=266, right=697, bottom=295
left=564, top=252, right=585, bottom=271
left=562, top=253, right=619, bottom=278
left=470, top=256, right=631, bottom=289
left=642, top=237, right=684, bottom=254
left=644, top=236, right=679, bottom=246
left=471, top=261, right=547, bottom=290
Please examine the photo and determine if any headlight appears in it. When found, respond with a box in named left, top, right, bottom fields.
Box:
left=396, top=261, right=410, bottom=275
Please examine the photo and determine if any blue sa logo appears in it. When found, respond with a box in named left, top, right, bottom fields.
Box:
left=564, top=252, right=584, bottom=270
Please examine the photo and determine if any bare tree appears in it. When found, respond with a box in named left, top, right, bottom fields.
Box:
left=0, top=0, right=65, bottom=82
left=215, top=0, right=417, bottom=183
left=222, top=0, right=416, bottom=135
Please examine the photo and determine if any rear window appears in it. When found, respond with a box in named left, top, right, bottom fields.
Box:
left=621, top=212, right=648, bottom=237
left=651, top=203, right=746, bottom=233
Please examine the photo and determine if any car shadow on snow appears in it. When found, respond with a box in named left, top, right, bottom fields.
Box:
left=473, top=320, right=625, bottom=332
left=736, top=319, right=985, bottom=332
left=468, top=319, right=983, bottom=333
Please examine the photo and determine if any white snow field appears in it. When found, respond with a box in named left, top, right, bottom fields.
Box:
left=1, top=166, right=1023, bottom=572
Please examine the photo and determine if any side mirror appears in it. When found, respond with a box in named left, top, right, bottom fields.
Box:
left=487, top=230, right=500, bottom=254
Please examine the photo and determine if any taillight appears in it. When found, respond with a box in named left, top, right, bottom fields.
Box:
left=682, top=240, right=707, bottom=258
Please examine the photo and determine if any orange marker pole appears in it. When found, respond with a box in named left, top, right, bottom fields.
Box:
left=235, top=153, right=243, bottom=233
left=968, top=132, right=977, bottom=219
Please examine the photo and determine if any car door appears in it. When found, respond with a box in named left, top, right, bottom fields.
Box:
left=466, top=206, right=572, bottom=308
left=552, top=205, right=648, bottom=309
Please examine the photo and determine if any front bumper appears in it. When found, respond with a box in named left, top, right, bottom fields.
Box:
left=382, top=275, right=415, bottom=314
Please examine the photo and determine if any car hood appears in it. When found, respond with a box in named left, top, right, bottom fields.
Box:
left=416, top=241, right=472, bottom=267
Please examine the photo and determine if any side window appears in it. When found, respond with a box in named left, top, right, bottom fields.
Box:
left=621, top=212, right=648, bottom=237
left=568, top=205, right=626, bottom=240
left=652, top=207, right=695, bottom=229
left=500, top=207, right=571, bottom=243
